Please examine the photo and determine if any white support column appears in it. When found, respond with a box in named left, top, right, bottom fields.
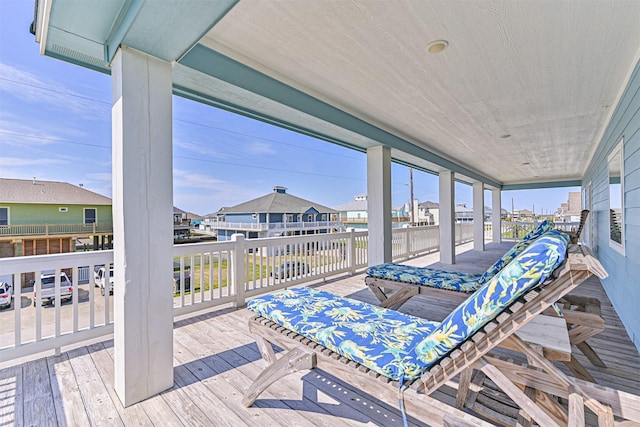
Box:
left=439, top=171, right=455, bottom=264
left=473, top=182, right=485, bottom=251
left=367, top=146, right=392, bottom=265
left=112, top=46, right=174, bottom=407
left=492, top=189, right=502, bottom=244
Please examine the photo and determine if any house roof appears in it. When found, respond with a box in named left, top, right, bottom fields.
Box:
left=334, top=199, right=367, bottom=212
left=0, top=178, right=111, bottom=205
left=217, top=189, right=337, bottom=215
left=419, top=201, right=439, bottom=209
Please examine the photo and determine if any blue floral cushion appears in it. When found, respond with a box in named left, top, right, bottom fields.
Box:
left=248, top=287, right=440, bottom=380
left=476, top=218, right=555, bottom=285
left=248, top=230, right=568, bottom=382
left=365, top=219, right=556, bottom=291
left=411, top=229, right=568, bottom=370
left=365, top=263, right=482, bottom=292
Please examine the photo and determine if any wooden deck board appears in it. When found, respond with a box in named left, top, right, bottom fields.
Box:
left=0, top=242, right=638, bottom=426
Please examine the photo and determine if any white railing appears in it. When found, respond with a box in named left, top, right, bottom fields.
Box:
left=199, top=220, right=344, bottom=233
left=499, top=220, right=580, bottom=241
left=0, top=223, right=113, bottom=237
left=0, top=224, right=477, bottom=362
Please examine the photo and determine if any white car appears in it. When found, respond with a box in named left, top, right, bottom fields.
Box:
left=95, top=267, right=114, bottom=296
left=0, top=282, right=13, bottom=309
left=33, top=272, right=73, bottom=306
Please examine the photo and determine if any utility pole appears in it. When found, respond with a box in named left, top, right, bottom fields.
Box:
left=409, top=168, right=415, bottom=226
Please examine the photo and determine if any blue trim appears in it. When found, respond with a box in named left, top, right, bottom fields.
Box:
left=105, top=0, right=144, bottom=64
left=178, top=45, right=502, bottom=189
left=502, top=180, right=582, bottom=191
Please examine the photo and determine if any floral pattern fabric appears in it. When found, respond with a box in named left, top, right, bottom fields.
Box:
left=365, top=263, right=482, bottom=292
left=364, top=218, right=556, bottom=291
left=248, top=230, right=568, bottom=381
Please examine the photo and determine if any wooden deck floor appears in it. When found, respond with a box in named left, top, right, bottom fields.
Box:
left=1, top=242, right=639, bottom=426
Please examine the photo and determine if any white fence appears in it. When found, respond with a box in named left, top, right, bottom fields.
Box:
left=0, top=223, right=475, bottom=362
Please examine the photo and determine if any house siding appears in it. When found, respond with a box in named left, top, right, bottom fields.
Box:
left=2, top=203, right=112, bottom=225
left=583, top=58, right=640, bottom=351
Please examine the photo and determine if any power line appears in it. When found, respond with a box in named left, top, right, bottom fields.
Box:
left=174, top=155, right=365, bottom=181
left=0, top=131, right=364, bottom=181
left=1, top=76, right=364, bottom=161
left=0, top=131, right=110, bottom=149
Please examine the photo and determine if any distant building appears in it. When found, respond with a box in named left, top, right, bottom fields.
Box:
left=201, top=186, right=343, bottom=240
left=556, top=191, right=582, bottom=222
left=455, top=203, right=474, bottom=223
left=417, top=201, right=439, bottom=225
left=334, top=194, right=368, bottom=226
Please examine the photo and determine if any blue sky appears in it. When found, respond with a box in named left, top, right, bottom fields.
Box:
left=0, top=1, right=577, bottom=216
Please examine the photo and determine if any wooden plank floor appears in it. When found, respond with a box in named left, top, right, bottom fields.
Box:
left=1, top=242, right=638, bottom=426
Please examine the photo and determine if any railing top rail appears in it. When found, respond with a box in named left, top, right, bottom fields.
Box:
left=0, top=250, right=114, bottom=273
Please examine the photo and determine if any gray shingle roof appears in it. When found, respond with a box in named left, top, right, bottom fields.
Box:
left=0, top=178, right=111, bottom=205
left=218, top=190, right=337, bottom=214
left=334, top=199, right=367, bottom=211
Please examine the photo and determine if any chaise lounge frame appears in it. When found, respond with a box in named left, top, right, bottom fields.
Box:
left=365, top=254, right=607, bottom=382
left=243, top=245, right=640, bottom=426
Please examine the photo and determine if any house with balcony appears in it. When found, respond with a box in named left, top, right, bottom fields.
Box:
left=205, top=186, right=343, bottom=241
left=0, top=1, right=637, bottom=422
left=0, top=178, right=113, bottom=259
left=334, top=194, right=368, bottom=228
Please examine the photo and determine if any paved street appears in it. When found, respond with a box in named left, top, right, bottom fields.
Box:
left=0, top=283, right=113, bottom=349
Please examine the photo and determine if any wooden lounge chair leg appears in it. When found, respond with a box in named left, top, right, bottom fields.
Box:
left=463, top=370, right=486, bottom=410
left=575, top=341, right=606, bottom=368
left=365, top=279, right=389, bottom=304
left=242, top=347, right=317, bottom=407
left=455, top=367, right=473, bottom=409
left=476, top=358, right=560, bottom=427
left=568, top=386, right=585, bottom=426
left=379, top=286, right=419, bottom=310
left=563, top=355, right=596, bottom=383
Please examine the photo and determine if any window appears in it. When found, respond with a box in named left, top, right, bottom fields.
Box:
left=608, top=139, right=624, bottom=254
left=84, top=208, right=97, bottom=224
left=0, top=207, right=8, bottom=226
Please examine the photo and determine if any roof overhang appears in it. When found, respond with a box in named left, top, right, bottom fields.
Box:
left=32, top=1, right=640, bottom=191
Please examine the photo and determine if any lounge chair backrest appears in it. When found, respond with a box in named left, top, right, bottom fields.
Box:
left=476, top=218, right=555, bottom=285
left=409, top=229, right=569, bottom=370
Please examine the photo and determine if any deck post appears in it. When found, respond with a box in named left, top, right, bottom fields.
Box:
left=473, top=182, right=485, bottom=251
left=492, top=189, right=502, bottom=244
left=231, top=233, right=246, bottom=307
left=366, top=146, right=392, bottom=265
left=439, top=171, right=455, bottom=264
left=111, top=46, right=174, bottom=407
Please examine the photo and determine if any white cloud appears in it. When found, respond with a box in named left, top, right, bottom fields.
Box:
left=247, top=141, right=276, bottom=155
left=0, top=157, right=66, bottom=167
left=0, top=62, right=108, bottom=118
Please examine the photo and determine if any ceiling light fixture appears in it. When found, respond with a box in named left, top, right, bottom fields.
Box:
left=500, top=134, right=511, bottom=139
left=427, top=40, right=448, bottom=53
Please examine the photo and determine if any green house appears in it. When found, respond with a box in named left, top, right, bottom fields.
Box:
left=0, top=178, right=113, bottom=258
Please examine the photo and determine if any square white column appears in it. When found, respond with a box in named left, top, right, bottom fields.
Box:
left=473, top=182, right=485, bottom=251
left=439, top=171, right=455, bottom=264
left=492, top=189, right=502, bottom=244
left=367, top=146, right=392, bottom=265
left=112, top=46, right=174, bottom=406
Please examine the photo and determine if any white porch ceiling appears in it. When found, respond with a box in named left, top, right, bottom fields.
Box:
left=199, top=0, right=640, bottom=187
left=35, top=0, right=640, bottom=189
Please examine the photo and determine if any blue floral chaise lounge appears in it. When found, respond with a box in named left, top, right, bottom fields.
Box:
left=364, top=218, right=554, bottom=310
left=242, top=231, right=618, bottom=426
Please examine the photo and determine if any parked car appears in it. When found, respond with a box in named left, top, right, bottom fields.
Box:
left=33, top=272, right=73, bottom=306
left=95, top=266, right=114, bottom=296
left=173, top=262, right=191, bottom=293
left=272, top=262, right=311, bottom=279
left=0, top=282, right=13, bottom=309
